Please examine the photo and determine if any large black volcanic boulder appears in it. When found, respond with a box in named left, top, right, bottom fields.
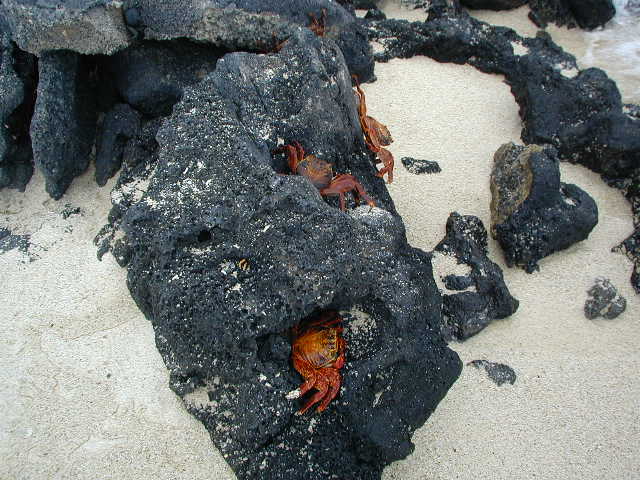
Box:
left=434, top=212, right=519, bottom=340
left=101, top=30, right=460, bottom=479
left=0, top=35, right=36, bottom=191
left=132, top=0, right=374, bottom=81
left=490, top=143, right=598, bottom=272
left=528, top=0, right=616, bottom=30
left=30, top=51, right=99, bottom=199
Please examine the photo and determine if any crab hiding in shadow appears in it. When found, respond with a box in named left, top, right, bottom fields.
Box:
left=273, top=141, right=375, bottom=211
left=353, top=75, right=395, bottom=183
left=286, top=311, right=346, bottom=414
left=309, top=8, right=328, bottom=37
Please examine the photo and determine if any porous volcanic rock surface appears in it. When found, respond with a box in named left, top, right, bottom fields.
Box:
left=527, top=0, right=616, bottom=30
left=0, top=35, right=36, bottom=191
left=584, top=277, right=627, bottom=319
left=490, top=143, right=598, bottom=273
left=364, top=4, right=640, bottom=290
left=100, top=30, right=461, bottom=479
left=434, top=212, right=519, bottom=340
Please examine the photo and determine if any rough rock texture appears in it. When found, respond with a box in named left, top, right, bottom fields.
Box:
left=0, top=36, right=36, bottom=191
left=105, top=40, right=225, bottom=117
left=95, top=103, right=141, bottom=186
left=490, top=143, right=598, bottom=273
left=584, top=277, right=627, bottom=319
left=366, top=7, right=640, bottom=180
left=30, top=51, right=99, bottom=199
left=468, top=359, right=516, bottom=386
left=433, top=212, right=519, bottom=340
left=401, top=156, right=441, bottom=174
left=527, top=0, right=616, bottom=30
left=461, top=0, right=526, bottom=10
left=128, top=0, right=374, bottom=81
left=99, top=31, right=461, bottom=479
left=364, top=4, right=640, bottom=289
left=0, top=0, right=132, bottom=55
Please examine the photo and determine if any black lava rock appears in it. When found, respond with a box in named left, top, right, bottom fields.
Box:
left=0, top=0, right=131, bottom=55
left=365, top=8, right=387, bottom=20
left=490, top=143, right=599, bottom=273
left=528, top=0, right=616, bottom=30
left=468, top=359, right=516, bottom=386
left=0, top=36, right=36, bottom=191
left=95, top=103, right=141, bottom=186
left=100, top=30, right=461, bottom=479
left=433, top=212, right=519, bottom=340
left=367, top=11, right=640, bottom=181
left=584, top=277, right=627, bottom=319
left=30, top=51, right=99, bottom=199
left=461, top=0, right=526, bottom=10
left=0, top=227, right=30, bottom=255
left=130, top=0, right=375, bottom=82
left=401, top=157, right=441, bottom=174
left=105, top=40, right=224, bottom=117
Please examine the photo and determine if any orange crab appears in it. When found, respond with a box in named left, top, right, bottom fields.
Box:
left=286, top=311, right=346, bottom=414
left=309, top=8, right=328, bottom=37
left=352, top=75, right=395, bottom=183
left=274, top=141, right=375, bottom=211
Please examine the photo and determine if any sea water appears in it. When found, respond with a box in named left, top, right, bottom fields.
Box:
left=581, top=0, right=640, bottom=103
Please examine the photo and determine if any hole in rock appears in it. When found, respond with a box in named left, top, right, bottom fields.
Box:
left=197, top=230, right=212, bottom=242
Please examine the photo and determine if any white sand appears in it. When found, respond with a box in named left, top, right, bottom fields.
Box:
left=1, top=2, right=638, bottom=479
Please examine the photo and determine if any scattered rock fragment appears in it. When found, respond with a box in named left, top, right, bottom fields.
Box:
left=434, top=212, right=519, bottom=340
left=490, top=143, right=598, bottom=273
left=584, top=277, right=627, bottom=320
left=468, top=359, right=516, bottom=386
left=0, top=227, right=30, bottom=255
left=401, top=157, right=441, bottom=174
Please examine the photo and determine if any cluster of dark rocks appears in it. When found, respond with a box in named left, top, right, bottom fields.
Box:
left=363, top=0, right=640, bottom=292
left=0, top=0, right=635, bottom=478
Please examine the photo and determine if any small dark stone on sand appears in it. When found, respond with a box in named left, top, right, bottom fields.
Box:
left=0, top=227, right=30, bottom=255
left=468, top=360, right=516, bottom=386
left=584, top=277, right=627, bottom=320
left=401, top=157, right=441, bottom=174
left=61, top=204, right=82, bottom=219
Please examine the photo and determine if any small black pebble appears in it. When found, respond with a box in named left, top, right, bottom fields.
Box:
left=401, top=157, right=441, bottom=174
left=468, top=359, right=516, bottom=386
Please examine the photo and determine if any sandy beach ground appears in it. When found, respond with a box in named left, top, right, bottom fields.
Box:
left=1, top=2, right=638, bottom=479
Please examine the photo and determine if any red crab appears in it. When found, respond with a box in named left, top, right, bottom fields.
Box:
left=309, top=8, right=328, bottom=37
left=286, top=311, right=346, bottom=414
left=274, top=141, right=375, bottom=211
left=352, top=75, right=395, bottom=183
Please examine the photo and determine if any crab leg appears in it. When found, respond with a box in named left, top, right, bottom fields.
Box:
left=298, top=380, right=329, bottom=414
left=316, top=370, right=342, bottom=412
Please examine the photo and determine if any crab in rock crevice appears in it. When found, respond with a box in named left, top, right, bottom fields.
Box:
left=352, top=75, right=395, bottom=183
left=309, top=8, right=328, bottom=37
left=273, top=141, right=375, bottom=211
left=286, top=311, right=346, bottom=414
